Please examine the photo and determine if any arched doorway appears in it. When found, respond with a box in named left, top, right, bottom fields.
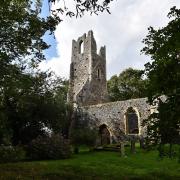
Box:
left=99, top=124, right=110, bottom=145
left=125, top=107, right=139, bottom=134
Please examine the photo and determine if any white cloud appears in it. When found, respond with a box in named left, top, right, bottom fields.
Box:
left=40, top=0, right=180, bottom=79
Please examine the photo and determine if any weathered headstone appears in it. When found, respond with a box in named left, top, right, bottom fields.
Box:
left=139, top=138, right=145, bottom=149
left=131, top=140, right=136, bottom=153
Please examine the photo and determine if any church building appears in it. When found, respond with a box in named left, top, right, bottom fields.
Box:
left=68, top=30, right=153, bottom=144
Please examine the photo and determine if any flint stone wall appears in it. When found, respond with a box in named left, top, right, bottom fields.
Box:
left=81, top=97, right=151, bottom=142
left=68, top=30, right=108, bottom=106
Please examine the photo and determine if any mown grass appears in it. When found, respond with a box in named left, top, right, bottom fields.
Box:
left=0, top=146, right=180, bottom=180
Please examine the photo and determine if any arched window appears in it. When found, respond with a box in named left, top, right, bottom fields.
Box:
left=79, top=40, right=84, bottom=54
left=99, top=124, right=110, bottom=145
left=97, top=68, right=101, bottom=79
left=125, top=107, right=139, bottom=134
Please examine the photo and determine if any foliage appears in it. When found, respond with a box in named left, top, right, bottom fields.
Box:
left=0, top=0, right=60, bottom=66
left=48, top=78, right=73, bottom=137
left=142, top=6, right=180, bottom=155
left=0, top=145, right=26, bottom=163
left=70, top=107, right=98, bottom=151
left=107, top=68, right=148, bottom=101
left=0, top=69, right=70, bottom=145
left=26, top=134, right=72, bottom=160
left=157, top=144, right=180, bottom=159
left=0, top=0, right=70, bottom=145
left=49, top=0, right=113, bottom=19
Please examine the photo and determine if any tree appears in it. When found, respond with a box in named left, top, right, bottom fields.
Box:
left=0, top=0, right=59, bottom=65
left=49, top=0, right=113, bottom=18
left=142, top=6, right=180, bottom=156
left=44, top=77, right=72, bottom=137
left=0, top=0, right=60, bottom=145
left=70, top=107, right=98, bottom=153
left=107, top=68, right=148, bottom=101
left=0, top=69, right=70, bottom=145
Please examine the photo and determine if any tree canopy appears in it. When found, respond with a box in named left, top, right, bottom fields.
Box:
left=142, top=6, right=180, bottom=150
left=49, top=0, right=113, bottom=18
left=107, top=68, right=148, bottom=101
left=0, top=0, right=64, bottom=145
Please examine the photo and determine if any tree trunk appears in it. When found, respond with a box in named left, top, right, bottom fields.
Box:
left=169, top=143, right=173, bottom=158
left=74, top=146, right=79, bottom=154
left=120, top=142, right=125, bottom=157
left=158, top=143, right=164, bottom=158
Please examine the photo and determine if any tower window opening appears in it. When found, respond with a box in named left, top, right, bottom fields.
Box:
left=79, top=40, right=84, bottom=54
left=97, top=68, right=101, bottom=79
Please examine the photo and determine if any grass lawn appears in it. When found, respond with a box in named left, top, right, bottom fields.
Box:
left=0, top=147, right=180, bottom=180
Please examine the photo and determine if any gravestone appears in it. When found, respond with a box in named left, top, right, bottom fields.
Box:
left=131, top=140, right=136, bottom=154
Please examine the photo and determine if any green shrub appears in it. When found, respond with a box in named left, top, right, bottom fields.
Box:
left=0, top=145, right=26, bottom=163
left=178, top=147, right=180, bottom=163
left=26, top=134, right=72, bottom=160
left=71, top=128, right=97, bottom=153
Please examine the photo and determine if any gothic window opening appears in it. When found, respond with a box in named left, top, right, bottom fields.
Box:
left=99, top=124, right=110, bottom=145
left=126, top=107, right=139, bottom=134
left=79, top=40, right=84, bottom=54
left=97, top=68, right=101, bottom=79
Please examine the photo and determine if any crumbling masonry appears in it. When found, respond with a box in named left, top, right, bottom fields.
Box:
left=68, top=30, right=153, bottom=145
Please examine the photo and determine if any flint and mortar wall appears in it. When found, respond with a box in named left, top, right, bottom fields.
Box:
left=81, top=97, right=151, bottom=142
left=68, top=30, right=108, bottom=106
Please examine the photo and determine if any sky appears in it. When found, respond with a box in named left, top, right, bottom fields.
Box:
left=40, top=0, right=180, bottom=80
left=40, top=0, right=58, bottom=59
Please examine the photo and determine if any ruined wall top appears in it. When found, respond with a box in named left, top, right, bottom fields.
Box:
left=68, top=30, right=108, bottom=106
left=71, top=30, right=101, bottom=59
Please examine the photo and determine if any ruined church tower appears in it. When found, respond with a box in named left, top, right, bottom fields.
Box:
left=68, top=30, right=108, bottom=106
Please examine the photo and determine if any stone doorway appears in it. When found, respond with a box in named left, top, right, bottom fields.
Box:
left=99, top=124, right=110, bottom=145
